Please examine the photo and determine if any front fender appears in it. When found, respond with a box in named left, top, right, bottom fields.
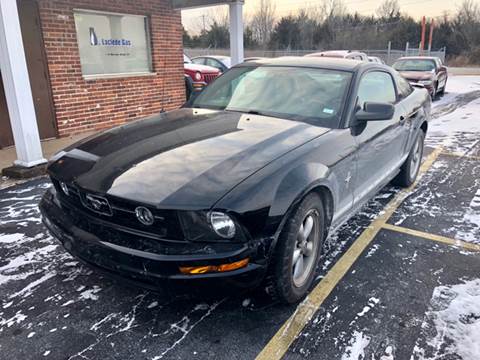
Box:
left=269, top=162, right=331, bottom=219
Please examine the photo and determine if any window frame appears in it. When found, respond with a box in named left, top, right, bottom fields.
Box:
left=73, top=8, right=154, bottom=80
left=355, top=69, right=399, bottom=110
left=392, top=70, right=413, bottom=100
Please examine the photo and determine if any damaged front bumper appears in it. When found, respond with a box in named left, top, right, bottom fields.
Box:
left=39, top=189, right=268, bottom=292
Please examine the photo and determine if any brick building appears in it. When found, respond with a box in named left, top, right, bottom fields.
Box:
left=0, top=0, right=244, bottom=174
left=1, top=0, right=184, bottom=147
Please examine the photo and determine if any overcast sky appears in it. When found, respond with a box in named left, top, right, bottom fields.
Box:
left=182, top=0, right=462, bottom=33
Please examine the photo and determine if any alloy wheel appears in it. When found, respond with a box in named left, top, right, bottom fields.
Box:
left=292, top=209, right=320, bottom=288
left=410, top=135, right=423, bottom=180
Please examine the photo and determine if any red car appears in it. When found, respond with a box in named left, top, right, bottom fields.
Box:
left=393, top=56, right=448, bottom=99
left=184, top=55, right=220, bottom=100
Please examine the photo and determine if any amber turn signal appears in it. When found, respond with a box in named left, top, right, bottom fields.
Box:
left=179, top=258, right=249, bottom=275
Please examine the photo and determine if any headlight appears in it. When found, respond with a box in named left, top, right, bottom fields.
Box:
left=177, top=211, right=244, bottom=242
left=419, top=79, right=433, bottom=85
left=194, top=72, right=202, bottom=81
left=209, top=211, right=236, bottom=239
left=60, top=182, right=69, bottom=195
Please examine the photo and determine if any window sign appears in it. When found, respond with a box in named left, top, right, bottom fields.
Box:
left=74, top=10, right=152, bottom=77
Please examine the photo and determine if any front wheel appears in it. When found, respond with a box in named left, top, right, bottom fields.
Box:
left=392, top=131, right=425, bottom=187
left=438, top=79, right=447, bottom=95
left=266, top=193, right=325, bottom=304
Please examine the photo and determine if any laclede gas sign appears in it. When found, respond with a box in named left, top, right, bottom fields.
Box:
left=74, top=10, right=152, bottom=77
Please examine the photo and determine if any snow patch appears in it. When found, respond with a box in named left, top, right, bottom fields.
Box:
left=412, top=278, right=480, bottom=359
left=79, top=286, right=102, bottom=301
left=341, top=331, right=371, bottom=360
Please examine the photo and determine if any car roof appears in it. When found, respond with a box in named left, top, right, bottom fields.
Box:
left=396, top=56, right=439, bottom=61
left=236, top=56, right=375, bottom=72
left=306, top=50, right=367, bottom=58
left=196, top=55, right=230, bottom=60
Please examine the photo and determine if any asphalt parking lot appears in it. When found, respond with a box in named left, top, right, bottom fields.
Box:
left=1, top=76, right=480, bottom=360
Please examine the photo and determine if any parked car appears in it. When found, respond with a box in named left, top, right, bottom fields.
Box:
left=244, top=57, right=267, bottom=62
left=305, top=50, right=369, bottom=62
left=40, top=58, right=431, bottom=304
left=192, top=55, right=231, bottom=73
left=392, top=56, right=448, bottom=99
left=183, top=54, right=220, bottom=100
left=368, top=56, right=385, bottom=64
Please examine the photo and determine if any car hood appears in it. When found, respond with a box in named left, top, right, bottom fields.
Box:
left=184, top=63, right=219, bottom=73
left=398, top=71, right=434, bottom=81
left=48, top=109, right=330, bottom=209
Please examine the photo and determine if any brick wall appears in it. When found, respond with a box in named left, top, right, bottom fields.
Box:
left=38, top=0, right=185, bottom=136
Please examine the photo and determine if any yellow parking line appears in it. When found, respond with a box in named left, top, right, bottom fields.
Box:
left=442, top=151, right=480, bottom=161
left=256, top=147, right=443, bottom=360
left=382, top=223, right=480, bottom=252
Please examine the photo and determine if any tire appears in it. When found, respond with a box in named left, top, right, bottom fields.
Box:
left=392, top=131, right=425, bottom=188
left=438, top=79, right=447, bottom=95
left=185, top=79, right=192, bottom=101
left=265, top=193, right=325, bottom=304
left=431, top=83, right=438, bottom=101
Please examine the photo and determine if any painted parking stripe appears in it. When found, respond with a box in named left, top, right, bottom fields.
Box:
left=256, top=147, right=443, bottom=360
left=442, top=151, right=480, bottom=161
left=382, top=223, right=480, bottom=252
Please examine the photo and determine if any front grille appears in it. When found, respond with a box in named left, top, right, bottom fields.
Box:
left=204, top=74, right=218, bottom=84
left=51, top=178, right=185, bottom=241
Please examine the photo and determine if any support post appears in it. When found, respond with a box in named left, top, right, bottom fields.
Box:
left=229, top=1, right=244, bottom=66
left=387, top=41, right=392, bottom=65
left=405, top=41, right=410, bottom=56
left=0, top=0, right=46, bottom=169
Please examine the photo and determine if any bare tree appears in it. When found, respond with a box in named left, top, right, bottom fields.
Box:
left=321, top=0, right=347, bottom=20
left=376, top=0, right=400, bottom=19
left=250, top=0, right=277, bottom=48
left=456, top=0, right=480, bottom=23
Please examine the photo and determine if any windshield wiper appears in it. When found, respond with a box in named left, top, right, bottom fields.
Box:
left=226, top=108, right=271, bottom=117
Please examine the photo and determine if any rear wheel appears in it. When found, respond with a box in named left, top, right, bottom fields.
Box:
left=392, top=131, right=425, bottom=188
left=266, top=193, right=325, bottom=304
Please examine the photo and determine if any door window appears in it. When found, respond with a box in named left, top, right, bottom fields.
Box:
left=392, top=70, right=413, bottom=99
left=357, top=71, right=396, bottom=107
left=206, top=59, right=223, bottom=71
left=192, top=58, right=206, bottom=65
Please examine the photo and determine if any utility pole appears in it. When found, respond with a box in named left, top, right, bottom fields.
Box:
left=420, top=16, right=426, bottom=55
left=428, top=19, right=435, bottom=54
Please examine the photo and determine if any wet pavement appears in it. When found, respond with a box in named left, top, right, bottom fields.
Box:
left=1, top=77, right=480, bottom=360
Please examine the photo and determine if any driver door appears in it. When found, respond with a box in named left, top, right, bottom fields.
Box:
left=352, top=70, right=408, bottom=205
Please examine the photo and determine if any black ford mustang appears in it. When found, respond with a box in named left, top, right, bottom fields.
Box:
left=40, top=58, right=431, bottom=303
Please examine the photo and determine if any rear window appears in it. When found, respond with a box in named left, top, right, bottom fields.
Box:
left=393, top=59, right=436, bottom=72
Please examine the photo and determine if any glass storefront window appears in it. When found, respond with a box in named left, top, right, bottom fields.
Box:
left=74, top=10, right=152, bottom=77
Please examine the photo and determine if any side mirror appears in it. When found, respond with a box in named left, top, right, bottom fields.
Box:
left=355, top=102, right=395, bottom=122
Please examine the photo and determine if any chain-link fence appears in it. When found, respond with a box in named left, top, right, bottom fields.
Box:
left=185, top=46, right=446, bottom=65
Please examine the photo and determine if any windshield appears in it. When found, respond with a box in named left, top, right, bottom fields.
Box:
left=393, top=59, right=436, bottom=72
left=183, top=55, right=191, bottom=64
left=189, top=66, right=353, bottom=128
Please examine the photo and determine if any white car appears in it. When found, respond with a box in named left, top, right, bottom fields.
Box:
left=305, top=50, right=369, bottom=62
left=368, top=56, right=386, bottom=64
left=192, top=55, right=231, bottom=73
